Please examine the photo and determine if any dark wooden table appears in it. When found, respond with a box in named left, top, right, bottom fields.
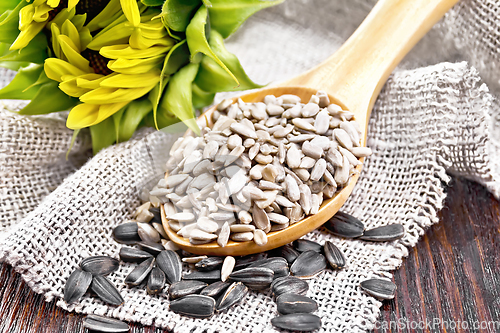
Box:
left=1, top=176, right=499, bottom=333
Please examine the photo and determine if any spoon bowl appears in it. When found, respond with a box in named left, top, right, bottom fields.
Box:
left=162, top=0, right=459, bottom=255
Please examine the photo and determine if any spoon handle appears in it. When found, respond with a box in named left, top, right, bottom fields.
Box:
left=285, top=0, right=459, bottom=126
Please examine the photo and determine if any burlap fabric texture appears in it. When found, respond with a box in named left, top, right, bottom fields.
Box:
left=1, top=0, right=499, bottom=332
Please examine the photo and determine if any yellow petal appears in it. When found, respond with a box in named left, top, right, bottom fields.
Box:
left=120, top=0, right=140, bottom=27
left=100, top=71, right=160, bottom=88
left=129, top=29, right=173, bottom=49
left=58, top=35, right=91, bottom=72
left=46, top=0, right=61, bottom=7
left=100, top=44, right=171, bottom=59
left=80, top=84, right=156, bottom=104
left=67, top=102, right=128, bottom=129
left=107, top=56, right=163, bottom=74
left=44, top=58, right=87, bottom=82
left=138, top=21, right=169, bottom=39
left=51, top=8, right=76, bottom=27
left=19, top=5, right=35, bottom=30
left=87, top=21, right=134, bottom=50
left=76, top=73, right=108, bottom=89
left=67, top=103, right=100, bottom=129
left=33, top=4, right=52, bottom=22
left=60, top=77, right=91, bottom=97
left=50, top=23, right=62, bottom=59
left=10, top=21, right=45, bottom=50
left=68, top=0, right=79, bottom=9
left=62, top=19, right=81, bottom=51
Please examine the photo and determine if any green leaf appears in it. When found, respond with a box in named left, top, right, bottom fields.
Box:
left=19, top=81, right=79, bottom=115
left=115, top=98, right=152, bottom=142
left=158, top=62, right=200, bottom=134
left=161, top=0, right=201, bottom=32
left=0, top=33, right=48, bottom=64
left=0, top=1, right=26, bottom=44
left=0, top=42, right=29, bottom=70
left=141, top=0, right=165, bottom=6
left=195, top=30, right=263, bottom=93
left=66, top=129, right=81, bottom=160
left=208, top=0, right=284, bottom=39
left=0, top=0, right=18, bottom=13
left=186, top=5, right=237, bottom=86
left=192, top=82, right=215, bottom=109
left=89, top=116, right=117, bottom=154
left=0, top=64, right=44, bottom=100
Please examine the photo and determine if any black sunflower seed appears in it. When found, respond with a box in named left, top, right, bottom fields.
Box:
left=248, top=257, right=289, bottom=279
left=323, top=241, right=346, bottom=269
left=124, top=257, right=155, bottom=286
left=82, top=314, right=129, bottom=333
left=182, top=270, right=221, bottom=283
left=169, top=294, right=215, bottom=318
left=64, top=269, right=92, bottom=304
left=290, top=250, right=327, bottom=278
left=119, top=247, right=153, bottom=263
left=272, top=244, right=300, bottom=265
left=147, top=267, right=166, bottom=295
left=195, top=256, right=224, bottom=272
left=324, top=211, right=365, bottom=238
left=80, top=256, right=119, bottom=276
left=271, top=313, right=321, bottom=331
left=90, top=275, right=124, bottom=306
left=200, top=281, right=230, bottom=298
left=359, top=224, right=405, bottom=242
left=271, top=276, right=309, bottom=298
left=229, top=267, right=274, bottom=290
left=276, top=293, right=318, bottom=315
left=169, top=280, right=208, bottom=300
left=112, top=222, right=141, bottom=244
left=234, top=252, right=268, bottom=270
left=360, top=278, right=397, bottom=300
left=138, top=241, right=165, bottom=256
left=156, top=250, right=182, bottom=284
left=216, top=282, right=248, bottom=312
left=293, top=239, right=323, bottom=253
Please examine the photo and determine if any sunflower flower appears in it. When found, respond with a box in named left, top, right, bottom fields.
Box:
left=44, top=0, right=175, bottom=129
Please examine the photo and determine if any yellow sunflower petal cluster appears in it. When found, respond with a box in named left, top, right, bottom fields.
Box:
left=12, top=0, right=79, bottom=50
left=43, top=0, right=175, bottom=129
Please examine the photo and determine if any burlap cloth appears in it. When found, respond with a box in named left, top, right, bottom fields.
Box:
left=1, top=0, right=499, bottom=332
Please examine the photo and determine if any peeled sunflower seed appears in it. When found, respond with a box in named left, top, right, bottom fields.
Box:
left=183, top=270, right=222, bottom=283
left=137, top=222, right=161, bottom=243
left=248, top=257, right=289, bottom=279
left=147, top=267, right=166, bottom=295
left=200, top=281, right=230, bottom=298
left=276, top=293, right=318, bottom=315
left=169, top=280, right=208, bottom=300
left=290, top=250, right=327, bottom=279
left=323, top=241, right=346, bottom=269
left=125, top=257, right=155, bottom=286
left=156, top=250, right=182, bottom=284
left=221, top=256, right=236, bottom=282
left=360, top=278, right=397, bottom=300
left=169, top=294, right=215, bottom=318
left=112, top=222, right=141, bottom=244
left=271, top=276, right=309, bottom=298
left=293, top=239, right=323, bottom=253
left=324, top=211, right=365, bottom=238
left=228, top=267, right=274, bottom=290
left=359, top=224, right=405, bottom=241
left=195, top=256, right=224, bottom=271
left=80, top=256, right=120, bottom=276
left=271, top=313, right=322, bottom=332
left=82, top=315, right=129, bottom=333
left=64, top=269, right=92, bottom=304
left=216, top=281, right=249, bottom=312
left=91, top=275, right=124, bottom=306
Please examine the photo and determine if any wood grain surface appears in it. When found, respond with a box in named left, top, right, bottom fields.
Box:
left=0, top=176, right=499, bottom=333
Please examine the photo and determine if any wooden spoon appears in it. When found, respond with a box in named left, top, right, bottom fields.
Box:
left=162, top=0, right=459, bottom=256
